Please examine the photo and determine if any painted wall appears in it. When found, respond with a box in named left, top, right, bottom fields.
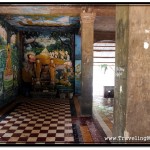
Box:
left=0, top=25, right=19, bottom=108
left=23, top=32, right=75, bottom=91
left=0, top=25, right=7, bottom=107
left=75, top=34, right=81, bottom=95
left=93, top=65, right=115, bottom=96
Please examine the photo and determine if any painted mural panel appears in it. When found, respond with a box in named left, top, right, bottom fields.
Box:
left=3, top=37, right=19, bottom=101
left=0, top=72, right=4, bottom=103
left=11, top=34, right=19, bottom=95
left=24, top=32, right=73, bottom=55
left=75, top=34, right=81, bottom=59
left=0, top=25, right=7, bottom=105
left=8, top=15, right=80, bottom=27
left=23, top=32, right=74, bottom=93
left=75, top=34, right=81, bottom=94
left=0, top=25, right=7, bottom=72
left=75, top=60, right=81, bottom=94
left=0, top=23, right=19, bottom=105
left=4, top=44, right=13, bottom=88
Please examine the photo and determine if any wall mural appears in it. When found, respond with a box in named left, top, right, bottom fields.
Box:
left=75, top=60, right=81, bottom=94
left=3, top=44, right=13, bottom=100
left=11, top=34, right=19, bottom=95
left=3, top=44, right=13, bottom=96
left=0, top=24, right=19, bottom=107
left=0, top=25, right=7, bottom=103
left=3, top=36, right=19, bottom=101
left=75, top=34, right=81, bottom=94
left=75, top=34, right=81, bottom=60
left=9, top=15, right=80, bottom=27
left=23, top=31, right=74, bottom=96
left=0, top=72, right=3, bottom=102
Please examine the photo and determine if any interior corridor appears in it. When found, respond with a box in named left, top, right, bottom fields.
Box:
left=0, top=96, right=109, bottom=144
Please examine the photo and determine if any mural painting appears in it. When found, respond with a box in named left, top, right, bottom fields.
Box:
left=0, top=25, right=7, bottom=103
left=75, top=60, right=81, bottom=94
left=0, top=72, right=3, bottom=102
left=0, top=24, right=19, bottom=105
left=23, top=32, right=75, bottom=97
left=0, top=25, right=7, bottom=72
left=75, top=34, right=81, bottom=60
left=4, top=44, right=13, bottom=90
left=75, top=34, right=81, bottom=94
left=11, top=34, right=19, bottom=95
left=10, top=15, right=80, bottom=27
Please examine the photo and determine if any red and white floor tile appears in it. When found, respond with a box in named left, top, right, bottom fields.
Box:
left=0, top=99, right=74, bottom=144
left=0, top=97, right=109, bottom=145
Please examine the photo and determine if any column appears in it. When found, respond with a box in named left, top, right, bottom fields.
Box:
left=16, top=31, right=24, bottom=94
left=79, top=12, right=96, bottom=116
left=113, top=5, right=129, bottom=138
left=114, top=5, right=150, bottom=142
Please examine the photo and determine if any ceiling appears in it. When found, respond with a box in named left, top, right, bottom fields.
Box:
left=94, top=16, right=115, bottom=32
left=0, top=4, right=116, bottom=34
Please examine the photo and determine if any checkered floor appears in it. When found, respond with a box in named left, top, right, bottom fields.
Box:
left=0, top=99, right=74, bottom=144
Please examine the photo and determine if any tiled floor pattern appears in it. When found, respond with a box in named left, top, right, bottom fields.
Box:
left=70, top=98, right=109, bottom=144
left=0, top=97, right=109, bottom=145
left=0, top=99, right=74, bottom=144
left=93, top=95, right=113, bottom=131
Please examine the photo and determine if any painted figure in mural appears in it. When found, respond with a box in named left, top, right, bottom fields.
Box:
left=24, top=48, right=66, bottom=85
left=65, top=51, right=70, bottom=61
left=59, top=50, right=65, bottom=60
left=24, top=49, right=53, bottom=84
left=4, top=44, right=13, bottom=77
left=75, top=63, right=81, bottom=80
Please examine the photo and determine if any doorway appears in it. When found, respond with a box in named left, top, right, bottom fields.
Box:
left=93, top=40, right=115, bottom=136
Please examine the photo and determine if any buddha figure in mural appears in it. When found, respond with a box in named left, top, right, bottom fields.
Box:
left=4, top=44, right=13, bottom=77
left=24, top=48, right=66, bottom=85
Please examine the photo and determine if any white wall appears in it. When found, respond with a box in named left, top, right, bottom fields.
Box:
left=93, top=65, right=115, bottom=96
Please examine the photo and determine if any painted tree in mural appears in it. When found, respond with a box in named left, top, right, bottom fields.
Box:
left=24, top=32, right=44, bottom=54
left=0, top=44, right=6, bottom=72
left=24, top=31, right=73, bottom=56
left=47, top=32, right=72, bottom=55
left=0, top=36, right=7, bottom=48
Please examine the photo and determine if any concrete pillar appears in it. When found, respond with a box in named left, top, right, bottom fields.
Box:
left=114, top=5, right=150, bottom=142
left=80, top=12, right=96, bottom=115
left=113, top=5, right=129, bottom=138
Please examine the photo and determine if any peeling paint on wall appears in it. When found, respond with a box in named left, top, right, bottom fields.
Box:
left=116, top=66, right=125, bottom=77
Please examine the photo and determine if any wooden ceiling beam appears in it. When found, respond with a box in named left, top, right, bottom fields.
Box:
left=0, top=5, right=115, bottom=16
left=94, top=31, right=115, bottom=42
